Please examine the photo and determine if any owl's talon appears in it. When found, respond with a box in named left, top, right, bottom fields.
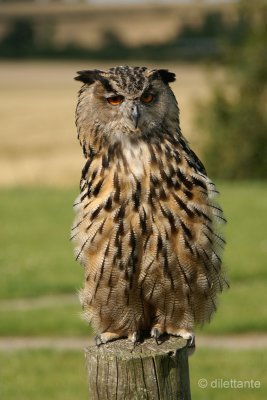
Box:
left=166, top=327, right=195, bottom=346
left=151, top=327, right=162, bottom=344
left=187, top=334, right=195, bottom=347
left=95, top=335, right=103, bottom=347
left=130, top=331, right=141, bottom=345
left=177, top=330, right=195, bottom=345
left=178, top=331, right=195, bottom=346
left=95, top=332, right=122, bottom=346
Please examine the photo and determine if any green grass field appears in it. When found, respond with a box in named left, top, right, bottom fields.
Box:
left=0, top=348, right=266, bottom=400
left=0, top=182, right=266, bottom=336
left=0, top=187, right=79, bottom=299
left=0, top=349, right=88, bottom=400
left=0, top=182, right=266, bottom=399
left=190, top=348, right=267, bottom=400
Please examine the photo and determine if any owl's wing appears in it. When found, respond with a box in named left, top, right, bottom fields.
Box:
left=187, top=148, right=207, bottom=175
left=179, top=136, right=207, bottom=175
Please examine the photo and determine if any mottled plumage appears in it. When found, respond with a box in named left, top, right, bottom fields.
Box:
left=71, top=66, right=228, bottom=345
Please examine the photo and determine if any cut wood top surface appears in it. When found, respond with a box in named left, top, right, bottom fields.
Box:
left=85, top=336, right=188, bottom=358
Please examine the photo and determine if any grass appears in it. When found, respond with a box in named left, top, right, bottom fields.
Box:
left=0, top=303, right=91, bottom=337
left=198, top=280, right=267, bottom=335
left=0, top=348, right=266, bottom=400
left=201, top=181, right=267, bottom=334
left=219, top=182, right=267, bottom=283
left=190, top=348, right=267, bottom=400
left=1, top=280, right=266, bottom=337
left=0, top=182, right=266, bottom=336
left=0, top=349, right=88, bottom=400
left=0, top=187, right=79, bottom=299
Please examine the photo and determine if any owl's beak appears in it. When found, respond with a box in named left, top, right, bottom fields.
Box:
left=132, top=104, right=140, bottom=129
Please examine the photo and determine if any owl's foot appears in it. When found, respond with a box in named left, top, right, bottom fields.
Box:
left=151, top=325, right=165, bottom=344
left=128, top=331, right=141, bottom=345
left=95, top=332, right=122, bottom=347
left=166, top=327, right=195, bottom=347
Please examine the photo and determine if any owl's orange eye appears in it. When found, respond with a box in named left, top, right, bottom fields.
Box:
left=141, top=93, right=154, bottom=104
left=107, top=95, right=124, bottom=106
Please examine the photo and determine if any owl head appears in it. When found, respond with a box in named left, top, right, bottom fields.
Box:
left=75, top=66, right=179, bottom=151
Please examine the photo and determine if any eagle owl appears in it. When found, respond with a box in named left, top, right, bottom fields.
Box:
left=71, top=66, right=228, bottom=345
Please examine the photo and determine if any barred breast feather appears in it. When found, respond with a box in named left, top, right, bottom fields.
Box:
left=71, top=132, right=228, bottom=337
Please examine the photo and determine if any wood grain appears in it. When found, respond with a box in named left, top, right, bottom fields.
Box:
left=85, top=336, right=191, bottom=400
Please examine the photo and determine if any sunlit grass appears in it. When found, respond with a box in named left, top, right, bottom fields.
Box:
left=190, top=348, right=267, bottom=400
left=198, top=280, right=267, bottom=335
left=0, top=349, right=88, bottom=400
left=0, top=348, right=266, bottom=400
left=219, top=181, right=267, bottom=282
left=1, top=280, right=266, bottom=337
left=0, top=183, right=266, bottom=335
left=0, top=187, right=79, bottom=299
left=0, top=303, right=91, bottom=337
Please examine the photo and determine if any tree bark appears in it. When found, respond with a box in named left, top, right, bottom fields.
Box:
left=85, top=336, right=191, bottom=400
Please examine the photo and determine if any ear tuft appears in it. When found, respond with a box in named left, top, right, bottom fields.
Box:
left=74, top=69, right=104, bottom=84
left=157, top=69, right=176, bottom=84
left=148, top=69, right=176, bottom=84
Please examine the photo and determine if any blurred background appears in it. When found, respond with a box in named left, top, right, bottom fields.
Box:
left=0, top=0, right=266, bottom=399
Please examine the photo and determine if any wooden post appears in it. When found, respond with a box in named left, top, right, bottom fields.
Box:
left=85, top=336, right=191, bottom=400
